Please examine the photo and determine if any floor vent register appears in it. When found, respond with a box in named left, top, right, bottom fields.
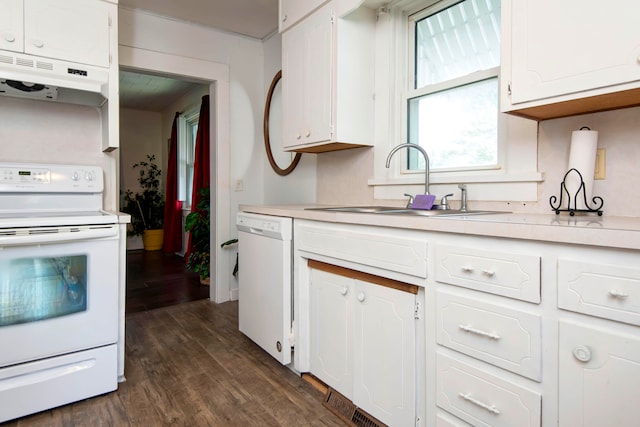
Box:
left=323, top=388, right=386, bottom=427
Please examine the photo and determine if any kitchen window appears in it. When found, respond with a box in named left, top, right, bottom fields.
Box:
left=371, top=0, right=541, bottom=203
left=407, top=0, right=501, bottom=171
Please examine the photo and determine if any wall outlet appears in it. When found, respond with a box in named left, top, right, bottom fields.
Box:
left=594, top=148, right=606, bottom=180
left=234, top=179, right=244, bottom=192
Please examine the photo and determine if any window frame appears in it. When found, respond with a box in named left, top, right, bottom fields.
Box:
left=405, top=0, right=502, bottom=174
left=369, top=0, right=542, bottom=203
left=177, top=108, right=199, bottom=208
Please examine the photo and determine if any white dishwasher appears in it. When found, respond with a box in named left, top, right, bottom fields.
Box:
left=236, top=212, right=293, bottom=365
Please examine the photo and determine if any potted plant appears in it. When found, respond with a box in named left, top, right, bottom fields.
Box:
left=185, top=187, right=211, bottom=284
left=122, top=154, right=165, bottom=251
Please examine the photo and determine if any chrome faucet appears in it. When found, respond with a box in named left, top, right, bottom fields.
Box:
left=385, top=143, right=430, bottom=195
left=458, top=184, right=468, bottom=211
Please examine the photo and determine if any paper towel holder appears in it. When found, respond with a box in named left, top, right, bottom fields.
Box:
left=550, top=168, right=604, bottom=216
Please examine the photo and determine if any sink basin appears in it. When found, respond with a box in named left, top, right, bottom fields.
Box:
left=307, top=206, right=508, bottom=217
left=375, top=209, right=508, bottom=217
left=306, top=206, right=407, bottom=213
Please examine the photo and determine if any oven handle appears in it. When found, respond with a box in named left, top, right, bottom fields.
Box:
left=0, top=226, right=118, bottom=246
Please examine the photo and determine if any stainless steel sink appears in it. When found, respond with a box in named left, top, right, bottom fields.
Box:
left=306, top=206, right=407, bottom=213
left=374, top=209, right=508, bottom=217
left=306, top=206, right=508, bottom=217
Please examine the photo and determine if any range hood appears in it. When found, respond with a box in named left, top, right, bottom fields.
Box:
left=0, top=51, right=108, bottom=107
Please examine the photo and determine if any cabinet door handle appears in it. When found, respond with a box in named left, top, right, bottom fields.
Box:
left=340, top=286, right=348, bottom=296
left=482, top=269, right=495, bottom=277
left=282, top=14, right=287, bottom=22
left=296, top=133, right=301, bottom=140
left=357, top=292, right=365, bottom=302
left=461, top=265, right=474, bottom=273
left=608, top=289, right=629, bottom=298
left=573, top=345, right=592, bottom=362
left=458, top=324, right=501, bottom=340
left=31, top=39, right=44, bottom=48
left=459, top=393, right=501, bottom=415
left=3, top=33, right=15, bottom=43
left=305, top=130, right=311, bottom=137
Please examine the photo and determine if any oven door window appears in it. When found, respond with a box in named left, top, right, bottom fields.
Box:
left=0, top=255, right=88, bottom=327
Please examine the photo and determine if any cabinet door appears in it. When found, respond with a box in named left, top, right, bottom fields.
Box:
left=279, top=0, right=328, bottom=32
left=559, top=320, right=640, bottom=427
left=281, top=2, right=332, bottom=150
left=508, top=0, right=640, bottom=105
left=24, top=0, right=111, bottom=67
left=353, top=279, right=416, bottom=427
left=309, top=268, right=353, bottom=399
left=0, top=0, right=23, bottom=53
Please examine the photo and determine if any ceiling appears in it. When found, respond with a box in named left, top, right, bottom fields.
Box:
left=118, top=0, right=279, bottom=111
left=119, top=0, right=279, bottom=40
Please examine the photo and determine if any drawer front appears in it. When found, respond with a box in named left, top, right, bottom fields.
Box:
left=435, top=244, right=541, bottom=303
left=296, top=221, right=428, bottom=282
left=436, top=290, right=542, bottom=381
left=436, top=353, right=541, bottom=427
left=558, top=259, right=640, bottom=326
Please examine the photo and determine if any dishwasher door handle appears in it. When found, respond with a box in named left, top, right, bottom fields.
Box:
left=249, top=227, right=265, bottom=235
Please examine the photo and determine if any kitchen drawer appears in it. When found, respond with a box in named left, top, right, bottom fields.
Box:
left=436, top=290, right=542, bottom=381
left=435, top=244, right=540, bottom=303
left=558, top=259, right=640, bottom=326
left=296, top=221, right=428, bottom=284
left=436, top=353, right=541, bottom=427
left=436, top=410, right=472, bottom=426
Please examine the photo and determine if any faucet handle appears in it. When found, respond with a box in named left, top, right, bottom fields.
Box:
left=440, top=193, right=454, bottom=210
left=403, top=193, right=414, bottom=208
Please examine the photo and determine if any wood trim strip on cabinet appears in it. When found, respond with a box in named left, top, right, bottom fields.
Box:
left=308, top=259, right=419, bottom=295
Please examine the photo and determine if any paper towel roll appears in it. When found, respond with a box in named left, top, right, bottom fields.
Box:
left=566, top=128, right=598, bottom=210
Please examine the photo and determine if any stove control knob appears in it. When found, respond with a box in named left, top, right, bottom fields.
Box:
left=72, top=171, right=80, bottom=181
left=85, top=171, right=95, bottom=181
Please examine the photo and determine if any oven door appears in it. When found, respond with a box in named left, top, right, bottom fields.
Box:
left=0, top=225, right=119, bottom=366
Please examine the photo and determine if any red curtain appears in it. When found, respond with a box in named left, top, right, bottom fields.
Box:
left=162, top=112, right=183, bottom=253
left=186, top=95, right=210, bottom=257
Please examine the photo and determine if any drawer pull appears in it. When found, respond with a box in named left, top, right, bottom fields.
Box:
left=458, top=324, right=501, bottom=340
left=461, top=265, right=474, bottom=273
left=459, top=393, right=501, bottom=415
left=608, top=289, right=629, bottom=298
left=482, top=269, right=495, bottom=277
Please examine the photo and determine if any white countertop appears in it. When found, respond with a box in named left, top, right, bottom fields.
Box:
left=239, top=204, right=640, bottom=251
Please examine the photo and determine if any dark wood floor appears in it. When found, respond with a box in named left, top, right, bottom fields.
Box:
left=2, top=252, right=344, bottom=426
left=125, top=250, right=210, bottom=314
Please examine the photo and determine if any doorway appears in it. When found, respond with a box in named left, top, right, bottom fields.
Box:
left=119, top=45, right=233, bottom=303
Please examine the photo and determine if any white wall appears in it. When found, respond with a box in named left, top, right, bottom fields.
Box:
left=0, top=96, right=118, bottom=210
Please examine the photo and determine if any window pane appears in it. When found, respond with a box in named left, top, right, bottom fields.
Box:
left=408, top=77, right=498, bottom=169
left=415, top=0, right=501, bottom=88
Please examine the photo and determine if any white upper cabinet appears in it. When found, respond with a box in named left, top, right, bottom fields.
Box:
left=279, top=0, right=328, bottom=33
left=501, top=0, right=640, bottom=120
left=281, top=0, right=375, bottom=152
left=0, top=0, right=23, bottom=52
left=0, top=0, right=111, bottom=68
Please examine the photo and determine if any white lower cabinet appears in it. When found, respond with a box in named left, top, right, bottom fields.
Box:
left=558, top=320, right=640, bottom=427
left=309, top=264, right=417, bottom=427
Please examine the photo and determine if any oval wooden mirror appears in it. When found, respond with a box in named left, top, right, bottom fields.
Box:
left=264, top=70, right=301, bottom=176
